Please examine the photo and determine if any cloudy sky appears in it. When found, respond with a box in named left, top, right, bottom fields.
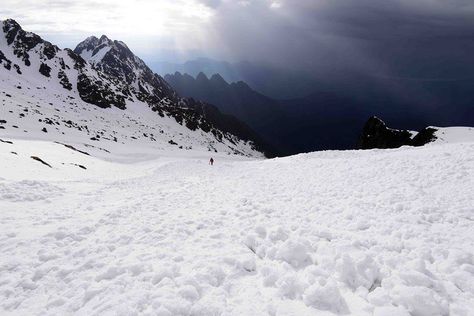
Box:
left=2, top=0, right=474, bottom=78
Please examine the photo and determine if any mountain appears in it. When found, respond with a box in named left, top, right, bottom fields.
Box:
left=154, top=58, right=243, bottom=85
left=162, top=72, right=374, bottom=154
left=163, top=73, right=385, bottom=154
left=0, top=19, right=269, bottom=157
left=164, top=72, right=279, bottom=120
left=164, top=72, right=288, bottom=151
left=73, top=34, right=177, bottom=108
left=154, top=58, right=317, bottom=99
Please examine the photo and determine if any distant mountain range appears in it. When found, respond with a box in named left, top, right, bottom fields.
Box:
left=153, top=58, right=318, bottom=100
left=164, top=72, right=365, bottom=154
left=165, top=72, right=282, bottom=137
left=164, top=71, right=474, bottom=155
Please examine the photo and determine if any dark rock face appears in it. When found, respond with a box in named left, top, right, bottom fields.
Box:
left=58, top=70, right=72, bottom=90
left=77, top=74, right=126, bottom=109
left=42, top=43, right=58, bottom=59
left=0, top=50, right=12, bottom=70
left=65, top=49, right=86, bottom=70
left=412, top=127, right=438, bottom=146
left=39, top=63, right=51, bottom=77
left=13, top=64, right=21, bottom=74
left=358, top=116, right=413, bottom=149
left=30, top=156, right=52, bottom=168
left=358, top=116, right=437, bottom=149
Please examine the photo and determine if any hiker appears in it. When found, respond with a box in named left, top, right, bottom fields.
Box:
left=209, top=157, right=214, bottom=166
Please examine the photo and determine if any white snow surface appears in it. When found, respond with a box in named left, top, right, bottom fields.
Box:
left=1, top=137, right=474, bottom=316
left=79, top=46, right=111, bottom=64
left=432, top=126, right=474, bottom=144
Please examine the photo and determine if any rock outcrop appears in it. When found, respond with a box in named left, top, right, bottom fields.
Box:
left=358, top=116, right=437, bottom=149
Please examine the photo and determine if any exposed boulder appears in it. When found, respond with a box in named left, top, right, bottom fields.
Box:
left=358, top=116, right=437, bottom=149
left=39, top=63, right=51, bottom=77
left=0, top=50, right=12, bottom=70
left=58, top=70, right=72, bottom=90
left=411, top=127, right=438, bottom=146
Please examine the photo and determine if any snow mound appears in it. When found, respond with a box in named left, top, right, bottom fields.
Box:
left=0, top=179, right=63, bottom=202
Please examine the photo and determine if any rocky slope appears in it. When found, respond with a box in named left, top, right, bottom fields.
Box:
left=0, top=19, right=268, bottom=157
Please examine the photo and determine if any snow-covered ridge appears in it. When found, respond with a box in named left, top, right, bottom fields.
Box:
left=1, top=138, right=473, bottom=315
left=0, top=19, right=265, bottom=157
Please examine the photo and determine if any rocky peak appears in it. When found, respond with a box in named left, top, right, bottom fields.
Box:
left=74, top=36, right=99, bottom=55
left=1, top=19, right=58, bottom=65
left=99, top=35, right=112, bottom=45
left=2, top=18, right=21, bottom=34
left=210, top=73, right=228, bottom=87
left=232, top=81, right=251, bottom=90
left=75, top=33, right=178, bottom=105
left=196, top=72, right=208, bottom=82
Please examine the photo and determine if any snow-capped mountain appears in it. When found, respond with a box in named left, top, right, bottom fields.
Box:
left=0, top=19, right=266, bottom=158
left=74, top=34, right=177, bottom=108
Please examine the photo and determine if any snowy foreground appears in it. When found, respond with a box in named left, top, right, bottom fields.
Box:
left=1, top=139, right=474, bottom=316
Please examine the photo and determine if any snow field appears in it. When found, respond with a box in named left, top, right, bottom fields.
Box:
left=0, top=140, right=474, bottom=315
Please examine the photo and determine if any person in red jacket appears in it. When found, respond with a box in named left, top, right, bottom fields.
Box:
left=209, top=157, right=214, bottom=166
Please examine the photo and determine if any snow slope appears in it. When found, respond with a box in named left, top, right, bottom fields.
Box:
left=0, top=19, right=263, bottom=159
left=1, top=137, right=473, bottom=316
left=0, top=70, right=261, bottom=160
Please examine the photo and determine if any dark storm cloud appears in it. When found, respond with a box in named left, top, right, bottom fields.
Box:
left=206, top=0, right=474, bottom=78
